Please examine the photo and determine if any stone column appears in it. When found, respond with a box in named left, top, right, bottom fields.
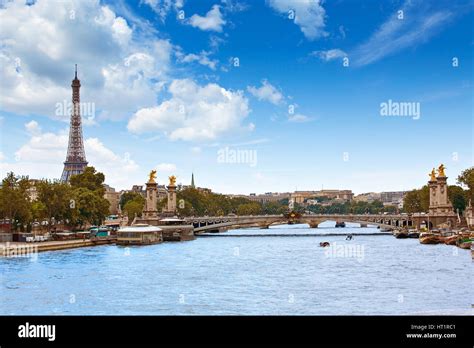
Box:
left=143, top=181, right=158, bottom=218
left=435, top=175, right=453, bottom=214
left=428, top=178, right=438, bottom=214
left=167, top=184, right=177, bottom=214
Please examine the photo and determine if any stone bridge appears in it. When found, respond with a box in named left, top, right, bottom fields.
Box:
left=184, top=213, right=459, bottom=233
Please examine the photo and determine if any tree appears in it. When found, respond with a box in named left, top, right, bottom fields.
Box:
left=448, top=185, right=467, bottom=213
left=402, top=186, right=429, bottom=213
left=69, top=167, right=109, bottom=227
left=70, top=166, right=106, bottom=195
left=71, top=188, right=110, bottom=227
left=36, top=180, right=73, bottom=227
left=0, top=172, right=32, bottom=231
left=123, top=198, right=144, bottom=222
left=457, top=167, right=474, bottom=202
left=120, top=191, right=144, bottom=210
left=403, top=190, right=422, bottom=214
left=236, top=202, right=262, bottom=215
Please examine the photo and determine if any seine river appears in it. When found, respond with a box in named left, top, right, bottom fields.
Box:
left=1, top=222, right=472, bottom=315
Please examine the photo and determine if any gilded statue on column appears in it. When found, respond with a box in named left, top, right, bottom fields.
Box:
left=429, top=168, right=436, bottom=181
left=148, top=170, right=157, bottom=183
left=437, top=164, right=446, bottom=177
left=168, top=175, right=176, bottom=186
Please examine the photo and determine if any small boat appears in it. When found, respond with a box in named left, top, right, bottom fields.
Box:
left=394, top=230, right=408, bottom=239
left=456, top=238, right=472, bottom=250
left=335, top=221, right=345, bottom=228
left=407, top=230, right=419, bottom=238
left=419, top=233, right=440, bottom=244
left=443, top=235, right=458, bottom=245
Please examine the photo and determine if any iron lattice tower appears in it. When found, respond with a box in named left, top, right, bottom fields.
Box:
left=61, top=65, right=88, bottom=182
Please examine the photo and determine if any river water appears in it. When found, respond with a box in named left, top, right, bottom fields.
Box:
left=1, top=222, right=472, bottom=315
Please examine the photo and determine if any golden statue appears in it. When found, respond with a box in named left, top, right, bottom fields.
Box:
left=168, top=175, right=176, bottom=186
left=437, top=164, right=446, bottom=177
left=429, top=168, right=436, bottom=181
left=148, top=170, right=157, bottom=183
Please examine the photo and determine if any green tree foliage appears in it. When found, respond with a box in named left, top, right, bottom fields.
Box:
left=448, top=185, right=467, bottom=213
left=0, top=172, right=32, bottom=231
left=457, top=167, right=474, bottom=202
left=36, top=179, right=73, bottom=226
left=176, top=188, right=265, bottom=217
left=403, top=190, right=423, bottom=213
left=402, top=186, right=429, bottom=213
left=120, top=191, right=144, bottom=210
left=261, top=201, right=288, bottom=215
left=70, top=166, right=106, bottom=195
left=123, top=199, right=144, bottom=222
left=236, top=202, right=262, bottom=215
left=122, top=194, right=145, bottom=222
left=69, top=167, right=109, bottom=226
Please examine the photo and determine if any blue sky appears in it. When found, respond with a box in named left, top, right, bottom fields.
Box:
left=0, top=0, right=472, bottom=194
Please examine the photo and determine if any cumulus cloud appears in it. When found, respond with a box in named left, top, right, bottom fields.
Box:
left=247, top=80, right=284, bottom=105
left=288, top=114, right=312, bottom=122
left=176, top=50, right=218, bottom=70
left=127, top=79, right=251, bottom=141
left=310, top=49, right=347, bottom=62
left=25, top=120, right=42, bottom=135
left=1, top=121, right=139, bottom=189
left=267, top=0, right=327, bottom=40
left=188, top=4, right=226, bottom=32
left=0, top=0, right=171, bottom=120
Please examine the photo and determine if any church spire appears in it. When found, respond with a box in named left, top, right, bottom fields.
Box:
left=75, top=64, right=77, bottom=79
left=191, top=172, right=195, bottom=188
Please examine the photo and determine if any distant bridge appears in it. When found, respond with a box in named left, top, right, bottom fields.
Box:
left=184, top=213, right=459, bottom=234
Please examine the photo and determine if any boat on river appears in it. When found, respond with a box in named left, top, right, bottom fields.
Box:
left=443, top=235, right=458, bottom=245
left=117, top=224, right=163, bottom=245
left=456, top=238, right=473, bottom=250
left=394, top=230, right=408, bottom=239
left=419, top=233, right=440, bottom=244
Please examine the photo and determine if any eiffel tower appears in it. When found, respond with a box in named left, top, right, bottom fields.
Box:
left=61, top=65, right=88, bottom=182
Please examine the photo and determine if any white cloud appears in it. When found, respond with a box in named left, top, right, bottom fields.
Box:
left=188, top=5, right=226, bottom=32
left=0, top=0, right=171, bottom=120
left=351, top=1, right=454, bottom=67
left=267, top=0, right=327, bottom=40
left=127, top=79, right=251, bottom=141
left=311, top=49, right=347, bottom=62
left=177, top=51, right=218, bottom=70
left=25, top=120, right=42, bottom=135
left=155, top=163, right=177, bottom=172
left=288, top=113, right=312, bottom=122
left=1, top=121, right=139, bottom=189
left=247, top=80, right=284, bottom=105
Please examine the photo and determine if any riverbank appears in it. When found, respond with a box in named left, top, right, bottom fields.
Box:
left=0, top=238, right=116, bottom=257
